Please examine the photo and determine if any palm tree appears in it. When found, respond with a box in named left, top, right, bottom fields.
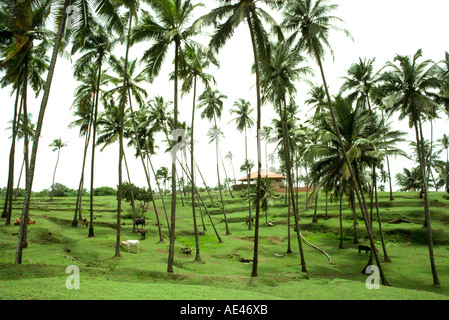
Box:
left=229, top=98, right=254, bottom=230
left=379, top=49, right=442, bottom=285
left=49, top=138, right=67, bottom=200
left=281, top=0, right=390, bottom=286
left=131, top=0, right=204, bottom=273
left=72, top=22, right=116, bottom=238
left=13, top=0, right=122, bottom=264
left=173, top=44, right=218, bottom=259
left=199, top=0, right=281, bottom=277
left=198, top=87, right=230, bottom=235
left=69, top=64, right=107, bottom=227
left=258, top=37, right=312, bottom=272
left=340, top=57, right=377, bottom=110
left=1, top=0, right=52, bottom=260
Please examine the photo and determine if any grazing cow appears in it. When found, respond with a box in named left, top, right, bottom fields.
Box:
left=135, top=218, right=145, bottom=228
left=28, top=219, right=36, bottom=224
left=138, top=228, right=147, bottom=240
left=245, top=217, right=254, bottom=225
left=120, top=240, right=139, bottom=253
left=358, top=245, right=371, bottom=255
left=82, top=219, right=88, bottom=228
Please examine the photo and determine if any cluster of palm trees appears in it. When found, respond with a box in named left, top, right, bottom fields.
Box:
left=2, top=0, right=449, bottom=286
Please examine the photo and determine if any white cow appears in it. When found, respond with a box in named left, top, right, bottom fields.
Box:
left=120, top=240, right=139, bottom=253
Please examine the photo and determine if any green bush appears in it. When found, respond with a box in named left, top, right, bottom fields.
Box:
left=93, top=186, right=117, bottom=196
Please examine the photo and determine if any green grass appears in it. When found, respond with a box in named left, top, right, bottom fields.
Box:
left=1, top=190, right=449, bottom=300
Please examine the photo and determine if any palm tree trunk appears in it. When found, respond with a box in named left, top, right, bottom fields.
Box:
left=167, top=39, right=180, bottom=273
left=219, top=148, right=234, bottom=198
left=14, top=158, right=25, bottom=201
left=123, top=154, right=137, bottom=233
left=374, top=167, right=390, bottom=262
left=244, top=125, right=252, bottom=230
left=316, top=55, right=389, bottom=285
left=177, top=159, right=223, bottom=243
left=339, top=185, right=344, bottom=249
left=50, top=148, right=61, bottom=201
left=72, top=110, right=93, bottom=227
left=89, top=56, right=104, bottom=238
left=415, top=117, right=440, bottom=285
left=312, top=184, right=319, bottom=223
left=3, top=84, right=21, bottom=224
left=214, top=117, right=230, bottom=236
left=115, top=12, right=135, bottom=257
left=191, top=75, right=201, bottom=262
left=278, top=95, right=308, bottom=273
left=247, top=13, right=264, bottom=277
left=386, top=155, right=394, bottom=201
left=127, top=87, right=164, bottom=241
left=15, top=0, right=70, bottom=264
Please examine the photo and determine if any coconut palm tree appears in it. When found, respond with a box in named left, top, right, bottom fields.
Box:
left=281, top=0, right=391, bottom=286
left=198, top=87, right=231, bottom=235
left=0, top=0, right=53, bottom=259
left=131, top=0, right=204, bottom=273
left=258, top=37, right=312, bottom=272
left=229, top=98, right=254, bottom=230
left=72, top=22, right=116, bottom=238
left=49, top=138, right=67, bottom=201
left=378, top=49, right=442, bottom=285
left=199, top=0, right=281, bottom=277
left=13, top=0, right=122, bottom=264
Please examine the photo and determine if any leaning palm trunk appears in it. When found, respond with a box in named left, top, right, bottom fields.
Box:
left=15, top=0, right=70, bottom=264
left=316, top=56, right=389, bottom=286
left=127, top=92, right=164, bottom=242
left=178, top=159, right=223, bottom=243
left=415, top=117, right=440, bottom=285
left=279, top=98, right=307, bottom=273
left=50, top=148, right=61, bottom=201
left=214, top=117, right=230, bottom=235
left=3, top=85, right=22, bottom=224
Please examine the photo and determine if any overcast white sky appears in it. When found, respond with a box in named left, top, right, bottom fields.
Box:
left=1, top=0, right=449, bottom=193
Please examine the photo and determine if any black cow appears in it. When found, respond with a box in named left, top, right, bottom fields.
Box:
left=358, top=245, right=371, bottom=255
left=135, top=218, right=146, bottom=228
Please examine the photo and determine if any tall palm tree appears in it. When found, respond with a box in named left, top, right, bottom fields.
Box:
left=229, top=98, right=254, bottom=230
left=72, top=22, right=116, bottom=238
left=176, top=44, right=217, bottom=262
left=11, top=0, right=122, bottom=264
left=379, top=49, right=442, bottom=285
left=49, top=138, right=67, bottom=200
left=0, top=0, right=53, bottom=261
left=198, top=87, right=230, bottom=235
left=258, top=37, right=312, bottom=272
left=131, top=0, right=204, bottom=273
left=69, top=64, right=107, bottom=226
left=281, top=0, right=390, bottom=286
left=199, top=0, right=281, bottom=278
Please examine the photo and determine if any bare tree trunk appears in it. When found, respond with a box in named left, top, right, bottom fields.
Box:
left=415, top=117, right=440, bottom=285
left=15, top=0, right=70, bottom=264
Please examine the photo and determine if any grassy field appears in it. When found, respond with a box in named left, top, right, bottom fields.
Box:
left=1, top=189, right=449, bottom=300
